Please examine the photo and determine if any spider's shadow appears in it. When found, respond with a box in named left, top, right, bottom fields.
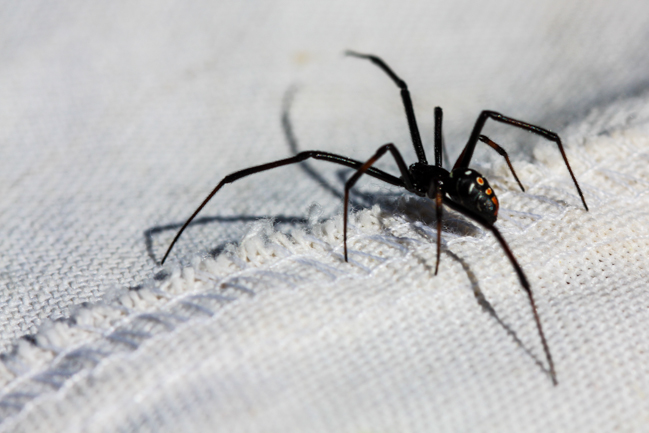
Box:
left=144, top=85, right=398, bottom=265
left=281, top=84, right=400, bottom=208
left=446, top=249, right=554, bottom=382
left=144, top=214, right=312, bottom=265
left=405, top=222, right=554, bottom=382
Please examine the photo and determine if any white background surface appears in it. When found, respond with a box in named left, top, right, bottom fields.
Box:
left=1, top=0, right=649, bottom=431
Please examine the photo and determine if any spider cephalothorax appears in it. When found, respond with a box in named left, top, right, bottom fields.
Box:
left=161, top=51, right=589, bottom=385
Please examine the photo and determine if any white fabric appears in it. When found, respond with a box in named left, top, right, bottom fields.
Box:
left=1, top=1, right=649, bottom=431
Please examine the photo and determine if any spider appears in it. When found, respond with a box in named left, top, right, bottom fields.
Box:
left=160, top=51, right=588, bottom=385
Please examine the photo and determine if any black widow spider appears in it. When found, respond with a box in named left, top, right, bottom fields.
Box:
left=161, top=51, right=589, bottom=385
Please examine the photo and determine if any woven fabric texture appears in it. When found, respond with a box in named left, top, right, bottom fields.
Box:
left=1, top=1, right=649, bottom=431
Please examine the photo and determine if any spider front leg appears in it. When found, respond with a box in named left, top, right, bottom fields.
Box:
left=455, top=110, right=588, bottom=210
left=435, top=107, right=451, bottom=169
left=345, top=51, right=429, bottom=165
left=432, top=182, right=444, bottom=275
left=443, top=198, right=557, bottom=385
left=478, top=135, right=525, bottom=191
left=161, top=151, right=404, bottom=265
left=343, top=143, right=414, bottom=261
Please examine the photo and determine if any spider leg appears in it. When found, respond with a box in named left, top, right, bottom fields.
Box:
left=343, top=143, right=414, bottom=261
left=478, top=135, right=525, bottom=192
left=434, top=107, right=452, bottom=169
left=161, top=151, right=405, bottom=265
left=433, top=107, right=443, bottom=168
left=434, top=184, right=443, bottom=275
left=454, top=110, right=588, bottom=210
left=443, top=198, right=557, bottom=385
left=427, top=106, right=446, bottom=273
left=346, top=51, right=428, bottom=165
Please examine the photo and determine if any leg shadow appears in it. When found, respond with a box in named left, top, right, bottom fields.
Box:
left=282, top=85, right=400, bottom=209
left=144, top=85, right=404, bottom=265
left=405, top=221, right=554, bottom=382
left=144, top=214, right=311, bottom=265
left=446, top=249, right=554, bottom=382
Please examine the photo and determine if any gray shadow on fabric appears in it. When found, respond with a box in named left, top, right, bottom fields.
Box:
left=143, top=85, right=401, bottom=266
left=445, top=249, right=554, bottom=382
left=144, top=215, right=312, bottom=265
left=406, top=222, right=554, bottom=382
left=544, top=77, right=649, bottom=131
left=282, top=85, right=348, bottom=204
left=282, top=85, right=402, bottom=209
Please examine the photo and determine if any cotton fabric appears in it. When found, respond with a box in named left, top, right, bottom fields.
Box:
left=1, top=1, right=649, bottom=431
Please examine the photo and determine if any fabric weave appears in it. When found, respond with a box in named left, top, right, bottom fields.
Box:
left=1, top=1, right=649, bottom=431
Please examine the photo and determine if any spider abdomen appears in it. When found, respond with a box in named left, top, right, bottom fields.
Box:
left=448, top=168, right=499, bottom=224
